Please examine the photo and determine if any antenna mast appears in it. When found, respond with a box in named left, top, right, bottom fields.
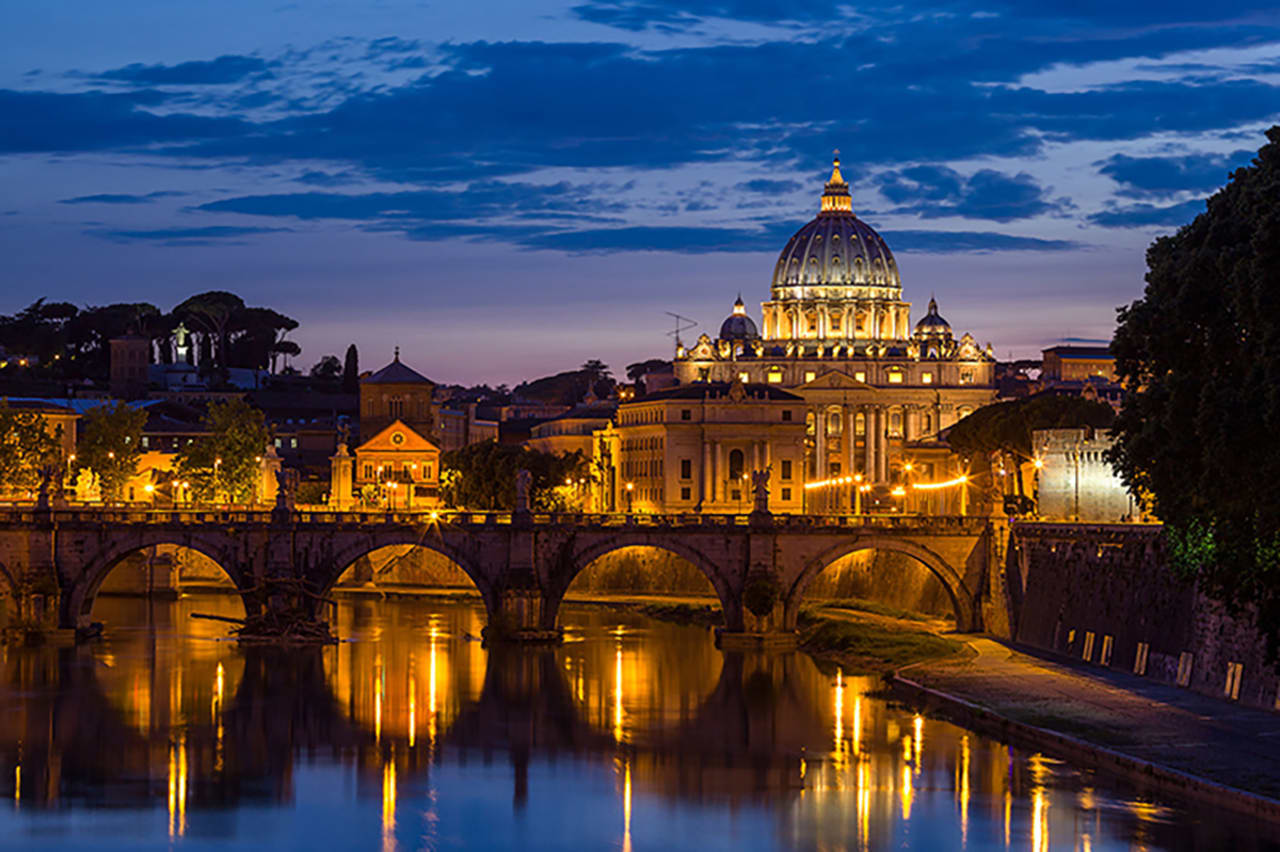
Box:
left=664, top=312, right=698, bottom=349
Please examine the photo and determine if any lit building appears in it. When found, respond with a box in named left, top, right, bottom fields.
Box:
left=525, top=398, right=617, bottom=457
left=593, top=382, right=806, bottom=514
left=358, top=350, right=497, bottom=453
left=1041, top=345, right=1116, bottom=382
left=672, top=156, right=997, bottom=492
left=1033, top=427, right=1141, bottom=522
left=352, top=420, right=441, bottom=509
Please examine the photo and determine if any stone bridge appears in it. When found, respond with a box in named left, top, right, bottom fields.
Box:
left=0, top=507, right=1007, bottom=645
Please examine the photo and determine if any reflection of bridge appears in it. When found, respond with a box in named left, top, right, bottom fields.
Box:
left=0, top=643, right=831, bottom=812
left=0, top=508, right=1007, bottom=641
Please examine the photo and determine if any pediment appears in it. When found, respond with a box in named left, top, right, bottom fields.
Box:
left=355, top=419, right=440, bottom=453
left=797, top=370, right=874, bottom=390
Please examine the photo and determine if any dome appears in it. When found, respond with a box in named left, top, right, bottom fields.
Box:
left=771, top=155, right=900, bottom=293
left=719, top=295, right=759, bottom=340
left=914, top=297, right=951, bottom=336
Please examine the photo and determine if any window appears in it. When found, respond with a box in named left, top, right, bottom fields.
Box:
left=681, top=486, right=691, bottom=500
left=274, top=437, right=282, bottom=448
left=1099, top=635, right=1114, bottom=666
left=960, top=370, right=975, bottom=385
left=737, top=372, right=749, bottom=383
left=782, top=410, right=793, bottom=422
left=290, top=437, right=298, bottom=448
left=887, top=370, right=903, bottom=384
left=854, top=371, right=866, bottom=383
left=681, top=459, right=692, bottom=479
left=804, top=371, right=816, bottom=383
left=1082, top=631, right=1096, bottom=662
left=681, top=409, right=691, bottom=421
left=781, top=460, right=792, bottom=480
left=921, top=371, right=933, bottom=384
left=827, top=410, right=842, bottom=435
left=728, top=449, right=745, bottom=479
left=781, top=487, right=791, bottom=501
left=141, top=436, right=149, bottom=449
left=389, top=396, right=404, bottom=418
left=425, top=463, right=433, bottom=478
left=767, top=371, right=783, bottom=384
left=363, top=464, right=373, bottom=479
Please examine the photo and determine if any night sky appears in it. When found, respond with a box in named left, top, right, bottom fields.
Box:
left=4, top=1, right=1278, bottom=384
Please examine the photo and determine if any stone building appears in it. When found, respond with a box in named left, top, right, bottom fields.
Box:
left=1033, top=427, right=1141, bottom=522
left=672, top=156, right=997, bottom=497
left=593, top=382, right=806, bottom=514
left=352, top=420, right=441, bottom=509
left=358, top=350, right=496, bottom=453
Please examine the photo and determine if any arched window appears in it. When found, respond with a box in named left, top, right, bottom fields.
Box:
left=855, top=413, right=866, bottom=436
left=827, top=410, right=842, bottom=436
left=728, top=449, right=745, bottom=479
left=805, top=411, right=816, bottom=436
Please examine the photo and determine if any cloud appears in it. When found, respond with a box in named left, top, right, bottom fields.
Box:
left=881, top=230, right=1085, bottom=252
left=59, top=191, right=187, bottom=205
left=194, top=181, right=623, bottom=222
left=736, top=179, right=802, bottom=194
left=877, top=166, right=1069, bottom=222
left=86, top=225, right=292, bottom=245
left=0, top=89, right=247, bottom=153
left=1087, top=199, right=1205, bottom=228
left=1096, top=149, right=1255, bottom=198
left=96, top=55, right=271, bottom=85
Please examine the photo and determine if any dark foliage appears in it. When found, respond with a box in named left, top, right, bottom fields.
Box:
left=1108, top=126, right=1280, bottom=658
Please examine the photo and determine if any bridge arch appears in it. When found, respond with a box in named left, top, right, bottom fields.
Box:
left=549, top=534, right=741, bottom=631
left=324, top=533, right=497, bottom=617
left=784, top=536, right=977, bottom=632
left=63, top=531, right=252, bottom=630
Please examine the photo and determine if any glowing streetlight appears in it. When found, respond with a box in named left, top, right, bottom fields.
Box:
left=625, top=481, right=634, bottom=514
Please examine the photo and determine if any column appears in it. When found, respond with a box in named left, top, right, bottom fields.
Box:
left=701, top=441, right=711, bottom=509
left=863, top=405, right=875, bottom=479
left=815, top=408, right=826, bottom=478
left=714, top=441, right=724, bottom=504
left=847, top=410, right=857, bottom=479
left=752, top=441, right=760, bottom=474
left=878, top=408, right=890, bottom=483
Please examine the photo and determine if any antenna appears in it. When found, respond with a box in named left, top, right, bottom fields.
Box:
left=665, top=312, right=698, bottom=349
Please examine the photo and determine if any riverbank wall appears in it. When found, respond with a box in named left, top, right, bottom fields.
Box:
left=1008, top=522, right=1279, bottom=712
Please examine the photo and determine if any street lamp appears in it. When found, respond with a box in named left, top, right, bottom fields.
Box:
left=213, top=457, right=222, bottom=505
left=625, top=481, right=634, bottom=514
left=143, top=483, right=154, bottom=505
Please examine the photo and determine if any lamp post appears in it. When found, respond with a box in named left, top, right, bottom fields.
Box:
left=213, top=457, right=222, bottom=505
left=902, top=461, right=914, bottom=514
left=625, top=481, right=634, bottom=514
left=853, top=474, right=863, bottom=514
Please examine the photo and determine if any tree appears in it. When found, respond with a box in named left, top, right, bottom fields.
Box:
left=311, top=355, right=341, bottom=380
left=342, top=344, right=359, bottom=394
left=173, top=291, right=246, bottom=378
left=76, top=402, right=147, bottom=501
left=948, top=393, right=1115, bottom=498
left=439, top=441, right=588, bottom=510
left=1108, top=126, right=1280, bottom=656
left=271, top=340, right=301, bottom=372
left=175, top=399, right=270, bottom=504
left=0, top=401, right=62, bottom=496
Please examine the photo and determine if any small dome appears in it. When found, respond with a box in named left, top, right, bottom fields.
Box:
left=914, top=297, right=951, bottom=336
left=771, top=154, right=900, bottom=292
left=719, top=295, right=759, bottom=340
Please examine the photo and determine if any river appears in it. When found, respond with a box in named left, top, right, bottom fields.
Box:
left=1, top=594, right=1276, bottom=851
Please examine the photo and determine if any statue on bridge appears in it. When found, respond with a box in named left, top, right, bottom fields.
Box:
left=751, top=467, right=771, bottom=514
left=515, top=468, right=532, bottom=514
left=275, top=467, right=300, bottom=512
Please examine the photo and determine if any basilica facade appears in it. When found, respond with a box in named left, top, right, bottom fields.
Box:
left=605, top=157, right=997, bottom=513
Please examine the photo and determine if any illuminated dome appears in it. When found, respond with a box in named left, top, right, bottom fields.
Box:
left=770, top=155, right=900, bottom=294
left=718, top=295, right=759, bottom=340
left=914, top=297, right=951, bottom=337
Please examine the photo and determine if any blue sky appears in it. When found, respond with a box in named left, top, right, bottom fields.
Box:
left=3, top=1, right=1278, bottom=384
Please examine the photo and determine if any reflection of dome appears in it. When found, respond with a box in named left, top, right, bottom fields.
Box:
left=914, top=297, right=951, bottom=336
left=771, top=156, right=900, bottom=292
left=719, top=295, right=759, bottom=340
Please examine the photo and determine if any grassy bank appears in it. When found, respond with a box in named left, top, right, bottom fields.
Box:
left=797, top=604, right=964, bottom=673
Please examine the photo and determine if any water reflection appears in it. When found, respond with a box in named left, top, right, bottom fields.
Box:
left=0, top=594, right=1277, bottom=851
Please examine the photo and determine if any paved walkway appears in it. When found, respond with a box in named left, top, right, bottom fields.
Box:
left=903, top=637, right=1280, bottom=800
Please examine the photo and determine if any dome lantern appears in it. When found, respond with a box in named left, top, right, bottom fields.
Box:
left=819, top=151, right=853, bottom=215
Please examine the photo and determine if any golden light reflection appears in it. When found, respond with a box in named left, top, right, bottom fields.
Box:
left=168, top=734, right=188, bottom=838
left=1031, top=787, right=1049, bottom=852
left=214, top=662, right=225, bottom=774
left=901, top=760, right=913, bottom=821
left=912, top=714, right=923, bottom=774
left=1004, top=787, right=1012, bottom=849
left=959, top=734, right=970, bottom=849
left=13, top=763, right=19, bottom=807
left=429, top=626, right=439, bottom=747
left=622, top=759, right=633, bottom=852
left=408, top=668, right=417, bottom=750
left=612, top=639, right=625, bottom=742
left=856, top=757, right=870, bottom=852
left=833, top=669, right=844, bottom=769
left=375, top=656, right=384, bottom=744
left=382, top=756, right=397, bottom=852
